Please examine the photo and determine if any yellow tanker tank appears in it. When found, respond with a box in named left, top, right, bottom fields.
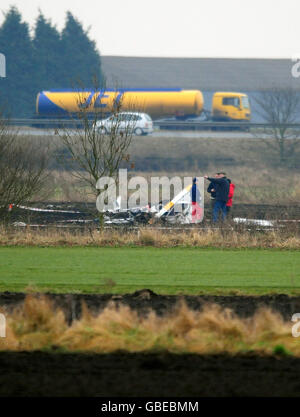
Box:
left=36, top=88, right=204, bottom=119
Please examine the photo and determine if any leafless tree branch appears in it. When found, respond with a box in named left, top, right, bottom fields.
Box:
left=57, top=83, right=137, bottom=227
left=253, top=88, right=300, bottom=165
left=0, top=113, right=50, bottom=221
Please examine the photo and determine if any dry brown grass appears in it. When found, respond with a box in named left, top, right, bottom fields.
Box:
left=0, top=295, right=299, bottom=355
left=0, top=227, right=300, bottom=249
left=46, top=166, right=300, bottom=205
left=36, top=134, right=300, bottom=204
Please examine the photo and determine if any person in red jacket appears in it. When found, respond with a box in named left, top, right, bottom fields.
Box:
left=226, top=179, right=235, bottom=215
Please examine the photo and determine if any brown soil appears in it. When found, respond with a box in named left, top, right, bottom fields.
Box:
left=0, top=351, right=300, bottom=397
left=8, top=202, right=300, bottom=225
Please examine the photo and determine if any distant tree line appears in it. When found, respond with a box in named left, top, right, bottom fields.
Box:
left=0, top=7, right=103, bottom=117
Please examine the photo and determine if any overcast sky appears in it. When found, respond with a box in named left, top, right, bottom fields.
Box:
left=0, top=0, right=299, bottom=58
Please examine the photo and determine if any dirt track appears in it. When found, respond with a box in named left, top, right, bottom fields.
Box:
left=1, top=352, right=300, bottom=397
left=8, top=202, right=300, bottom=225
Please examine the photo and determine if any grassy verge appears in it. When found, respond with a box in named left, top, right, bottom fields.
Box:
left=1, top=227, right=300, bottom=249
left=0, top=295, right=299, bottom=356
left=0, top=246, right=299, bottom=295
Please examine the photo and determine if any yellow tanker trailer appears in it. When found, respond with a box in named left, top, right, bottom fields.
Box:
left=36, top=88, right=250, bottom=122
left=36, top=88, right=203, bottom=119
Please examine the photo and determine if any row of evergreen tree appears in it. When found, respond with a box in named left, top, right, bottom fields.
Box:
left=0, top=7, right=103, bottom=117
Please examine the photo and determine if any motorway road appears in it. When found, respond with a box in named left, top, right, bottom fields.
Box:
left=17, top=127, right=253, bottom=139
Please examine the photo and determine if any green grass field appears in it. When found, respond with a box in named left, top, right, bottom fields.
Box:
left=0, top=247, right=299, bottom=295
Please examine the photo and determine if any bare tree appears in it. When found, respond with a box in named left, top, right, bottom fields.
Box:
left=254, top=88, right=300, bottom=165
left=57, top=85, right=137, bottom=226
left=0, top=114, right=49, bottom=221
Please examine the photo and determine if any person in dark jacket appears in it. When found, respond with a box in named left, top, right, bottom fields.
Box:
left=204, top=172, right=229, bottom=222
